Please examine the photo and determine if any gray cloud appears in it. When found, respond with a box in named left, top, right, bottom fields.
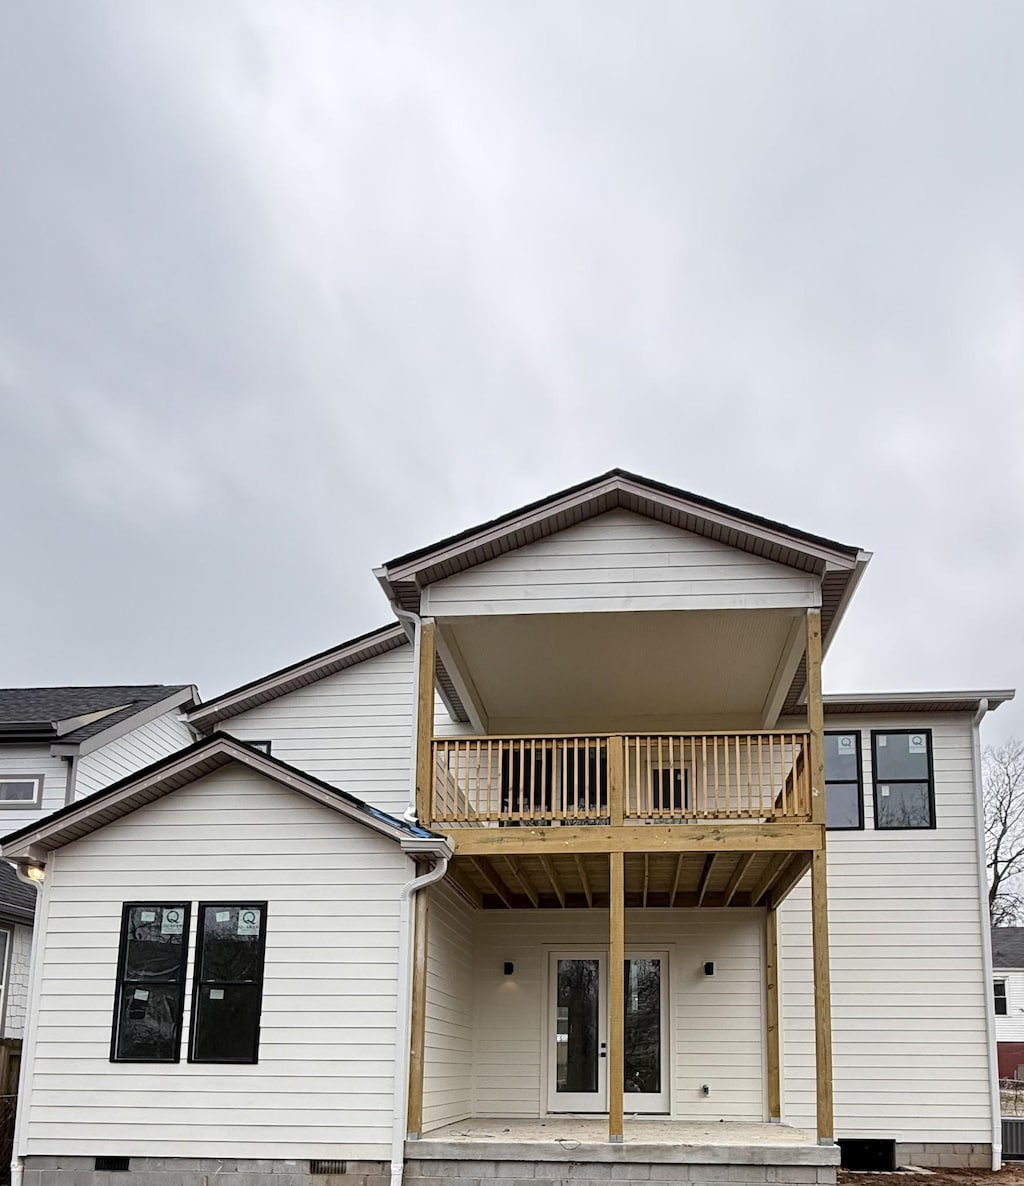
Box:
left=1, top=0, right=1021, bottom=744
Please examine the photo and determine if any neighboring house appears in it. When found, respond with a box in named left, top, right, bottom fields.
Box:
left=991, top=927, right=1024, bottom=1078
left=1, top=470, right=1014, bottom=1186
left=0, top=685, right=198, bottom=1039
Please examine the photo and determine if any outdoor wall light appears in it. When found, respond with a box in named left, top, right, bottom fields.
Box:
left=504, top=962, right=515, bottom=976
left=24, top=865, right=45, bottom=883
left=703, top=961, right=715, bottom=976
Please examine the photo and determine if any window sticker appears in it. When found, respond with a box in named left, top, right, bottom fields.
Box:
left=909, top=735, right=927, bottom=754
left=837, top=735, right=856, bottom=754
left=880, top=785, right=890, bottom=797
left=210, top=988, right=225, bottom=1000
left=133, top=989, right=149, bottom=1001
left=161, top=908, right=184, bottom=936
left=878, top=736, right=887, bottom=746
left=140, top=911, right=156, bottom=923
left=215, top=911, right=231, bottom=923
left=237, top=908, right=261, bottom=937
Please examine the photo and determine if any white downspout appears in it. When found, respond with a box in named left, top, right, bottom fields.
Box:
left=393, top=608, right=423, bottom=824
left=971, top=700, right=1001, bottom=1170
left=7, top=863, right=44, bottom=1186
left=390, top=854, right=449, bottom=1186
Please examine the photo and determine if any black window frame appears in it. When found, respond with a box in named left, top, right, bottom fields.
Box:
left=110, top=901, right=191, bottom=1064
left=825, top=730, right=864, bottom=831
left=995, top=980, right=1008, bottom=1016
left=188, top=901, right=269, bottom=1065
left=870, top=728, right=936, bottom=831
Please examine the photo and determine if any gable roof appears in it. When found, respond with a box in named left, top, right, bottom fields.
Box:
left=0, top=685, right=196, bottom=746
left=993, top=927, right=1024, bottom=969
left=188, top=623, right=408, bottom=730
left=821, top=689, right=1015, bottom=715
left=1, top=733, right=451, bottom=865
left=377, top=469, right=870, bottom=717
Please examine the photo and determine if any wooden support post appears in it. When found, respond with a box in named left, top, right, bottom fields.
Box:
left=608, top=736, right=625, bottom=826
left=415, top=619, right=437, bottom=826
left=407, top=890, right=429, bottom=1138
left=805, top=609, right=825, bottom=826
left=608, top=850, right=625, bottom=1143
left=811, top=847, right=834, bottom=1142
left=766, top=906, right=781, bottom=1122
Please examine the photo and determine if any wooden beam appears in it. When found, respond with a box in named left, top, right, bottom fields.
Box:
left=446, top=866, right=483, bottom=908
left=811, top=847, right=834, bottom=1142
left=471, top=857, right=515, bottom=908
left=608, top=851, right=625, bottom=1143
left=805, top=609, right=826, bottom=826
left=769, top=852, right=812, bottom=907
left=504, top=856, right=538, bottom=908
left=761, top=614, right=808, bottom=728
left=573, top=855, right=593, bottom=907
left=608, top=735, right=625, bottom=826
left=723, top=853, right=755, bottom=907
left=407, top=890, right=429, bottom=1137
left=766, top=906, right=781, bottom=1121
left=539, top=855, right=566, bottom=907
left=441, top=821, right=825, bottom=858
left=669, top=853, right=685, bottom=908
left=696, top=854, right=716, bottom=907
left=415, top=619, right=437, bottom=826
left=642, top=853, right=650, bottom=908
left=751, top=854, right=790, bottom=906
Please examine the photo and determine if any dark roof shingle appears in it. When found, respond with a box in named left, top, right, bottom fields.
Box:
left=0, top=686, right=193, bottom=744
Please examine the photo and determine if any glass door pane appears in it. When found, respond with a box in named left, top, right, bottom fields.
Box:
left=556, top=958, right=600, bottom=1093
left=624, top=958, right=661, bottom=1095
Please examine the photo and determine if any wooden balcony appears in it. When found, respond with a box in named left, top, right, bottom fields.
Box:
left=429, top=731, right=811, bottom=827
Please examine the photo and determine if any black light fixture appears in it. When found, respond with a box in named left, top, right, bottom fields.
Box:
left=703, top=961, right=715, bottom=976
left=503, top=961, right=515, bottom=976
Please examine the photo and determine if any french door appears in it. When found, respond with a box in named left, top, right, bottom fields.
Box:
left=547, top=951, right=669, bottom=1114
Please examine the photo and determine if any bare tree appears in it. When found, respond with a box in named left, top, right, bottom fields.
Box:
left=985, top=738, right=1024, bottom=925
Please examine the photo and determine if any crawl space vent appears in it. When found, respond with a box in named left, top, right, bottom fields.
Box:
left=94, top=1157, right=130, bottom=1173
left=311, top=1160, right=348, bottom=1175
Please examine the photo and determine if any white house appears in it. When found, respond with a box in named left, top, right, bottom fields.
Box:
left=1, top=471, right=1013, bottom=1186
left=992, top=927, right=1024, bottom=1078
left=0, top=685, right=197, bottom=1041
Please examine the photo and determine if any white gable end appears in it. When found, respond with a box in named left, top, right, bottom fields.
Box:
left=422, top=508, right=821, bottom=617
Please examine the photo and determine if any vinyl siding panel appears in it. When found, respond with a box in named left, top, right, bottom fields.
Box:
left=0, top=746, right=69, bottom=827
left=422, top=881, right=474, bottom=1130
left=75, top=710, right=194, bottom=797
left=778, top=714, right=992, bottom=1142
left=469, top=908, right=765, bottom=1121
left=21, top=766, right=412, bottom=1160
left=423, top=509, right=820, bottom=617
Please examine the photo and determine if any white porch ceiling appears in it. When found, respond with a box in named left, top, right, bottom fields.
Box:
left=440, top=609, right=801, bottom=732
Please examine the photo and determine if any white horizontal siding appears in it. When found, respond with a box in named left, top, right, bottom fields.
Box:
left=0, top=745, right=68, bottom=828
left=423, top=509, right=820, bottom=617
left=470, top=908, right=764, bottom=1121
left=422, top=881, right=474, bottom=1131
left=75, top=710, right=194, bottom=797
left=221, top=645, right=415, bottom=817
left=22, top=765, right=412, bottom=1160
left=995, top=968, right=1024, bottom=1042
left=778, top=714, right=992, bottom=1143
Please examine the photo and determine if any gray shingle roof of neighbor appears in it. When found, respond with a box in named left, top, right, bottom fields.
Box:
left=992, top=927, right=1024, bottom=969
left=0, top=685, right=195, bottom=744
left=0, top=862, right=37, bottom=923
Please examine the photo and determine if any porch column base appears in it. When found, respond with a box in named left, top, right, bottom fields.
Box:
left=608, top=1135, right=623, bottom=1144
left=818, top=1138, right=836, bottom=1146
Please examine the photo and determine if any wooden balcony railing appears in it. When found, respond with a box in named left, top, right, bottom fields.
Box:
left=430, top=731, right=812, bottom=826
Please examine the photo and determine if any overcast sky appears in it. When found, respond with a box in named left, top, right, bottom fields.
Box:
left=1, top=1, right=1021, bottom=747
